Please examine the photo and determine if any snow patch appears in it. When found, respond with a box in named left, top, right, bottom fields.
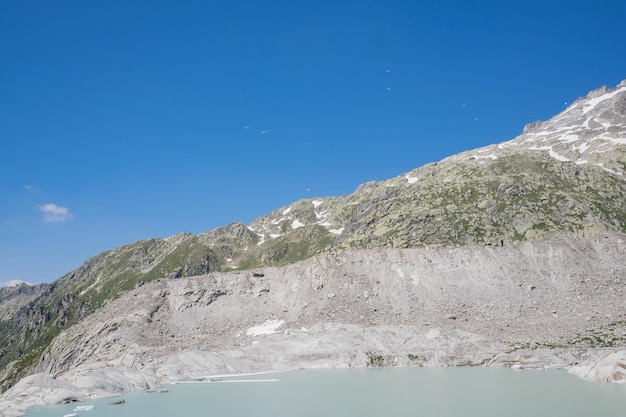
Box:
left=582, top=86, right=626, bottom=115
left=574, top=142, right=590, bottom=153
left=291, top=219, right=305, bottom=229
left=607, top=137, right=626, bottom=145
left=406, top=175, right=418, bottom=184
left=548, top=150, right=570, bottom=162
left=474, top=154, right=497, bottom=160
left=558, top=134, right=580, bottom=143
left=246, top=319, right=284, bottom=336
left=329, top=227, right=344, bottom=235
left=312, top=200, right=324, bottom=208
left=282, top=207, right=292, bottom=215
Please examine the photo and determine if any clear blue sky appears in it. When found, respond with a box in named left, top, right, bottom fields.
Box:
left=1, top=0, right=625, bottom=285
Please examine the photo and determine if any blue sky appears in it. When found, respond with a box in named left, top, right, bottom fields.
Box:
left=1, top=0, right=625, bottom=285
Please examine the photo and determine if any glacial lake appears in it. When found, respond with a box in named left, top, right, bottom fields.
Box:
left=26, top=367, right=625, bottom=417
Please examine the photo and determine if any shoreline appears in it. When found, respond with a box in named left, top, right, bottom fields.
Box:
left=13, top=361, right=626, bottom=417
left=3, top=347, right=625, bottom=417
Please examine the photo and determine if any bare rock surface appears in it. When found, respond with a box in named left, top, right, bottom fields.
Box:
left=570, top=350, right=626, bottom=383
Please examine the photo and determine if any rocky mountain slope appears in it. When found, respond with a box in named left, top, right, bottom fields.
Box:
left=2, top=232, right=625, bottom=416
left=1, top=79, right=626, bottom=414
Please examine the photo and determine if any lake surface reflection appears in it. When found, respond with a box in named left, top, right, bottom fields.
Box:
left=27, top=367, right=625, bottom=417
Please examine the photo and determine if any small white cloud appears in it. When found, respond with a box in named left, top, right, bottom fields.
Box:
left=24, top=185, right=37, bottom=191
left=36, top=203, right=74, bottom=223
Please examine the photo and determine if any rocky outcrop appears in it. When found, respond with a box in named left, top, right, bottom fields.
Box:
left=0, top=283, right=49, bottom=322
left=570, top=350, right=626, bottom=383
left=0, top=368, right=158, bottom=417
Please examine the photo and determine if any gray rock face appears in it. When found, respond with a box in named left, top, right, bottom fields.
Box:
left=570, top=350, right=626, bottom=383
left=1, top=232, right=624, bottom=414
left=0, top=283, right=49, bottom=322
left=0, top=369, right=158, bottom=417
left=450, top=80, right=626, bottom=176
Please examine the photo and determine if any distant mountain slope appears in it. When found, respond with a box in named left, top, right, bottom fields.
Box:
left=249, top=80, right=626, bottom=250
left=1, top=79, right=625, bottom=392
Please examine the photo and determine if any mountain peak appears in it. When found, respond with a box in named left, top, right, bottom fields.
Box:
left=447, top=79, right=626, bottom=178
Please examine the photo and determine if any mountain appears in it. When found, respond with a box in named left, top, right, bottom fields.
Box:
left=1, top=80, right=626, bottom=410
left=249, top=80, right=626, bottom=250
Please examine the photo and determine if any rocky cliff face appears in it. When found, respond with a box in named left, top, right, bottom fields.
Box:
left=34, top=232, right=626, bottom=375
left=0, top=284, right=49, bottom=323
left=1, top=80, right=626, bottom=414
left=1, top=232, right=625, bottom=415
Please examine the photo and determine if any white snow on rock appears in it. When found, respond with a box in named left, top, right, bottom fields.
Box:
left=473, top=154, right=498, bottom=161
left=245, top=319, right=285, bottom=336
left=291, top=219, right=305, bottom=229
left=582, top=85, right=626, bottom=115
left=548, top=150, right=570, bottom=162
left=442, top=81, right=626, bottom=175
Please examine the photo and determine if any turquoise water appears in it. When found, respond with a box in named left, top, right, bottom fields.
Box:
left=26, top=368, right=626, bottom=417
